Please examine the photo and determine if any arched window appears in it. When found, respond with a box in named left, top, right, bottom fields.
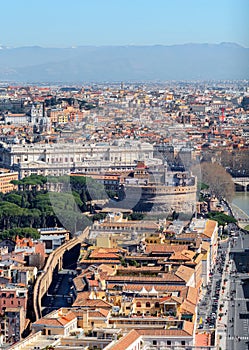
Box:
left=136, top=302, right=141, bottom=307
left=146, top=302, right=151, bottom=308
left=155, top=302, right=160, bottom=308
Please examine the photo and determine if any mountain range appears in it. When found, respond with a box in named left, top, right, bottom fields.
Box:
left=0, top=42, right=248, bottom=82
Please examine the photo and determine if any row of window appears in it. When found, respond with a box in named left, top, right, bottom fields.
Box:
left=152, top=340, right=186, bottom=346
left=136, top=301, right=160, bottom=308
left=2, top=300, right=22, bottom=305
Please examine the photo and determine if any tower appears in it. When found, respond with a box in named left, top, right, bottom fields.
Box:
left=219, top=107, right=225, bottom=123
left=30, top=103, right=50, bottom=133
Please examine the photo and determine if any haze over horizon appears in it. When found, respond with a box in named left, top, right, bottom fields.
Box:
left=0, top=42, right=248, bottom=82
left=0, top=0, right=248, bottom=82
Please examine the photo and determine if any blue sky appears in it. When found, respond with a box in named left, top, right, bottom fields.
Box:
left=1, top=0, right=249, bottom=48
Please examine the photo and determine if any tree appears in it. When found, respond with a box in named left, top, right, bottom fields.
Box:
left=4, top=193, right=22, bottom=207
left=192, top=162, right=235, bottom=202
left=0, top=227, right=40, bottom=240
left=207, top=212, right=236, bottom=227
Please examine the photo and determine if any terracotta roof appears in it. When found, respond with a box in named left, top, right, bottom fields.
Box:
left=80, top=259, right=120, bottom=264
left=72, top=291, right=91, bottom=305
left=73, top=276, right=86, bottom=291
left=201, top=241, right=210, bottom=252
left=194, top=253, right=203, bottom=264
left=106, top=273, right=184, bottom=284
left=169, top=249, right=195, bottom=261
left=75, top=298, right=112, bottom=308
left=145, top=244, right=188, bottom=254
left=33, top=311, right=76, bottom=327
left=98, top=264, right=116, bottom=275
left=89, top=308, right=110, bottom=318
left=175, top=265, right=195, bottom=283
left=195, top=332, right=211, bottom=346
left=117, top=266, right=163, bottom=273
left=186, top=286, right=198, bottom=305
left=182, top=320, right=195, bottom=335
left=109, top=329, right=141, bottom=350
left=92, top=248, right=122, bottom=254
left=180, top=300, right=196, bottom=314
left=136, top=325, right=194, bottom=336
left=203, top=219, right=217, bottom=238
left=89, top=252, right=119, bottom=259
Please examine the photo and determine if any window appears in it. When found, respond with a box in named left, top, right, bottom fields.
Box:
left=136, top=302, right=141, bottom=307
left=167, top=340, right=171, bottom=345
left=146, top=302, right=150, bottom=308
left=155, top=302, right=160, bottom=308
left=153, top=340, right=157, bottom=345
left=181, top=341, right=185, bottom=346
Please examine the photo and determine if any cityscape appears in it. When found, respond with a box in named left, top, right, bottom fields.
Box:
left=0, top=1, right=249, bottom=350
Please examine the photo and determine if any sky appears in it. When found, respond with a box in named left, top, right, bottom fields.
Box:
left=1, top=0, right=249, bottom=48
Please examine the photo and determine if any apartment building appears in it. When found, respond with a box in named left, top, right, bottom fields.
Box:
left=0, top=171, right=18, bottom=193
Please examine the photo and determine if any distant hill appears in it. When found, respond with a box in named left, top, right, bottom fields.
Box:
left=0, top=43, right=248, bottom=82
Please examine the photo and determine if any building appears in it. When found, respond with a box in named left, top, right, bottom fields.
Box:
left=0, top=286, right=28, bottom=314
left=0, top=171, right=18, bottom=193
left=0, top=140, right=154, bottom=178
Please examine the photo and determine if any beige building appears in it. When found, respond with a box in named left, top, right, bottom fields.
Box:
left=0, top=171, right=18, bottom=193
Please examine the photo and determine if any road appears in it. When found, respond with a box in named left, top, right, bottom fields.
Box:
left=197, top=240, right=228, bottom=332
left=197, top=223, right=249, bottom=349
left=226, top=229, right=249, bottom=350
left=41, top=269, right=77, bottom=316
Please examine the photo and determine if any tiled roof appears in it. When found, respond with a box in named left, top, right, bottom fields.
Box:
left=175, top=265, right=195, bottom=283
left=195, top=332, right=211, bottom=346
left=89, top=308, right=110, bottom=318
left=186, top=286, right=198, bottom=305
left=117, top=266, right=163, bottom=272
left=106, top=273, right=184, bottom=284
left=180, top=300, right=196, bottom=314
left=92, top=248, right=122, bottom=254
left=201, top=241, right=210, bottom=252
left=72, top=291, right=91, bottom=305
left=203, top=219, right=217, bottom=238
left=109, top=329, right=141, bottom=350
left=80, top=259, right=120, bottom=264
left=89, top=252, right=119, bottom=259
left=73, top=276, right=85, bottom=291
left=182, top=320, right=195, bottom=335
left=33, top=311, right=76, bottom=327
left=169, top=249, right=195, bottom=261
left=137, top=324, right=194, bottom=336
left=145, top=244, right=189, bottom=254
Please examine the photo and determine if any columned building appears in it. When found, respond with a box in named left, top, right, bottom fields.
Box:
left=0, top=140, right=155, bottom=178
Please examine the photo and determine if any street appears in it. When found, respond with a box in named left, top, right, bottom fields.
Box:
left=41, top=269, right=77, bottom=316
left=226, top=230, right=249, bottom=350
left=197, top=223, right=249, bottom=350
